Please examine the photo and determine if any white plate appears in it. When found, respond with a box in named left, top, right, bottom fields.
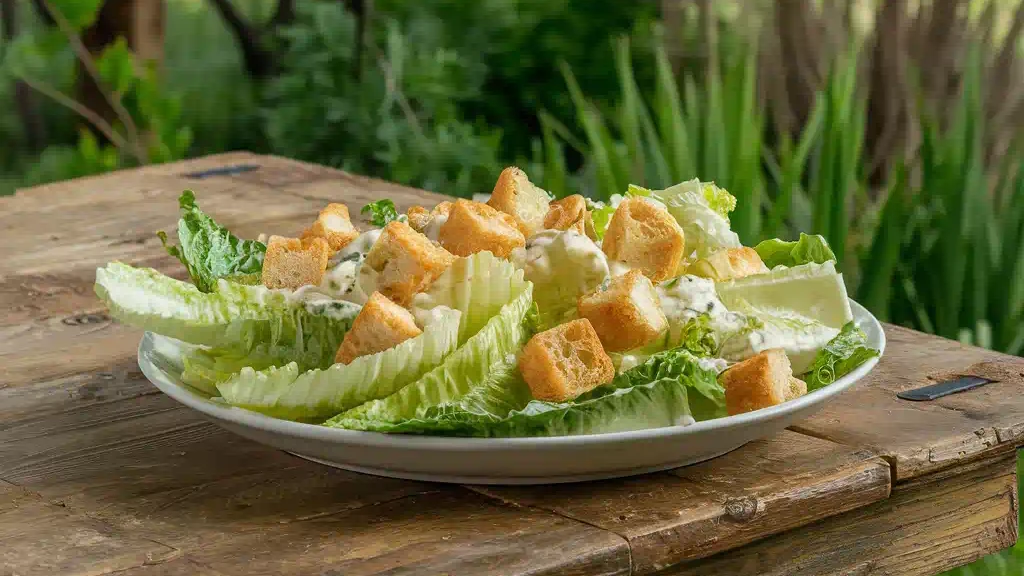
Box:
left=138, top=300, right=885, bottom=485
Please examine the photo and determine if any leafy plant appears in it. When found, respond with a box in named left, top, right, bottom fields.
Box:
left=4, top=1, right=192, bottom=187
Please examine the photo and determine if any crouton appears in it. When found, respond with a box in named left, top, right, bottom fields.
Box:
left=407, top=201, right=452, bottom=233
left=544, top=194, right=588, bottom=235
left=261, top=236, right=330, bottom=290
left=787, top=376, right=808, bottom=401
left=602, top=197, right=686, bottom=282
left=335, top=292, right=422, bottom=364
left=518, top=319, right=615, bottom=402
left=719, top=349, right=799, bottom=415
left=438, top=199, right=526, bottom=258
left=577, top=270, right=668, bottom=352
left=407, top=206, right=431, bottom=232
left=688, top=247, right=769, bottom=281
left=487, top=167, right=551, bottom=236
left=364, top=221, right=456, bottom=306
left=300, top=203, right=359, bottom=252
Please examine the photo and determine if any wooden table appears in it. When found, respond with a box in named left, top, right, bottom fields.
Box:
left=2, top=152, right=1023, bottom=576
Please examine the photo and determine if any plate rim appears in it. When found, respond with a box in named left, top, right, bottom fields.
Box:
left=138, top=299, right=885, bottom=449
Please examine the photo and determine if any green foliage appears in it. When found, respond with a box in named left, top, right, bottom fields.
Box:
left=360, top=199, right=400, bottom=227
left=259, top=2, right=503, bottom=197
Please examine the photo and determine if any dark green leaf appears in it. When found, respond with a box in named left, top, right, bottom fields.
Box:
left=158, top=190, right=267, bottom=292
left=360, top=199, right=400, bottom=227
left=801, top=322, right=880, bottom=391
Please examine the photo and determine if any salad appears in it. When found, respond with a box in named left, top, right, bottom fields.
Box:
left=95, top=168, right=879, bottom=437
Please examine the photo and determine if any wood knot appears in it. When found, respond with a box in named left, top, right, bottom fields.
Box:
left=723, top=496, right=759, bottom=522
left=62, top=312, right=110, bottom=326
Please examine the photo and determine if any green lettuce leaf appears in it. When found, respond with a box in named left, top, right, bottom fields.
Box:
left=754, top=233, right=837, bottom=269
left=181, top=345, right=287, bottom=395
left=327, top=253, right=534, bottom=427
left=95, top=262, right=359, bottom=370
left=360, top=199, right=400, bottom=227
left=215, top=308, right=462, bottom=420
left=587, top=198, right=614, bottom=240
left=158, top=190, right=266, bottom=292
left=344, top=347, right=724, bottom=436
left=647, top=179, right=741, bottom=258
left=801, top=321, right=880, bottom=391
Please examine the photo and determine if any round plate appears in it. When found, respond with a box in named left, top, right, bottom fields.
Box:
left=138, top=300, right=885, bottom=485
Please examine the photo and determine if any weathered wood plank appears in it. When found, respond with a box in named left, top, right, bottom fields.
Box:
left=178, top=490, right=630, bottom=576
left=666, top=454, right=1018, bottom=576
left=0, top=480, right=180, bottom=576
left=792, top=324, right=1024, bottom=480
left=476, top=430, right=890, bottom=575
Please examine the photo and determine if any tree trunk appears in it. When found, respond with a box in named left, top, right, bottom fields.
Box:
left=2, top=0, right=47, bottom=150
left=78, top=0, right=165, bottom=129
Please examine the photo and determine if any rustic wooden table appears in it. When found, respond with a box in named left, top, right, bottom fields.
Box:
left=2, top=152, right=1024, bottom=576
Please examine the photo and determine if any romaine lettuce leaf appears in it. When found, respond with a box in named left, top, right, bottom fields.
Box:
left=754, top=233, right=837, bottom=269
left=327, top=253, right=534, bottom=427
left=801, top=321, right=880, bottom=391
left=360, top=199, right=400, bottom=227
left=343, top=347, right=724, bottom=436
left=647, top=179, right=741, bottom=258
left=95, top=262, right=359, bottom=370
left=215, top=307, right=461, bottom=420
left=720, top=299, right=840, bottom=374
left=181, top=345, right=288, bottom=395
left=587, top=199, right=615, bottom=240
left=158, top=190, right=266, bottom=292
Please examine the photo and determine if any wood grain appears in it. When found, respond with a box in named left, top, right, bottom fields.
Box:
left=477, top=430, right=890, bottom=574
left=793, top=324, right=1024, bottom=480
left=180, top=490, right=630, bottom=576
left=666, top=454, right=1019, bottom=575
left=3, top=153, right=1024, bottom=575
left=0, top=479, right=180, bottom=576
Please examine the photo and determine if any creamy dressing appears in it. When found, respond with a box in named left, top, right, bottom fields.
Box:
left=511, top=230, right=609, bottom=320
left=608, top=260, right=633, bottom=277
left=421, top=212, right=448, bottom=242
left=656, top=275, right=746, bottom=335
left=631, top=282, right=667, bottom=332
left=719, top=307, right=838, bottom=373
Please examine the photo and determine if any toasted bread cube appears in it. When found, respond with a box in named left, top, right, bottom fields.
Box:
left=577, top=270, right=668, bottom=352
left=335, top=292, right=422, bottom=364
left=262, top=236, right=330, bottom=290
left=407, top=202, right=452, bottom=232
left=787, top=376, right=808, bottom=401
left=518, top=319, right=615, bottom=402
left=602, top=197, right=686, bottom=282
left=407, top=206, right=431, bottom=231
left=688, top=247, right=768, bottom=281
left=544, top=194, right=588, bottom=235
left=438, top=199, right=526, bottom=258
left=719, top=349, right=797, bottom=415
left=365, top=221, right=456, bottom=306
left=487, top=167, right=551, bottom=236
left=301, top=203, right=359, bottom=252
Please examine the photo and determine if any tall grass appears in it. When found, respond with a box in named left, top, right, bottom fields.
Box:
left=540, top=27, right=1024, bottom=575
left=540, top=35, right=1023, bottom=357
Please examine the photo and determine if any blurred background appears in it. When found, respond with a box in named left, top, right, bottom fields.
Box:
left=1, top=0, right=1022, bottom=572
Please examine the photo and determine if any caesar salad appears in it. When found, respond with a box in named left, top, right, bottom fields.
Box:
left=95, top=167, right=879, bottom=437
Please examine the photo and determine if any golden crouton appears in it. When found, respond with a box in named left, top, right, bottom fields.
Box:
left=406, top=206, right=431, bottom=231
left=262, top=236, right=330, bottom=290
left=487, top=167, right=551, bottom=236
left=688, top=247, right=769, bottom=281
left=602, top=197, right=686, bottom=282
left=335, top=292, right=423, bottom=364
left=407, top=201, right=452, bottom=232
left=301, top=203, right=359, bottom=252
left=438, top=199, right=526, bottom=258
left=544, top=194, right=588, bottom=235
left=518, top=319, right=615, bottom=402
left=364, top=221, right=456, bottom=306
left=577, top=270, right=668, bottom=352
left=719, top=349, right=805, bottom=415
